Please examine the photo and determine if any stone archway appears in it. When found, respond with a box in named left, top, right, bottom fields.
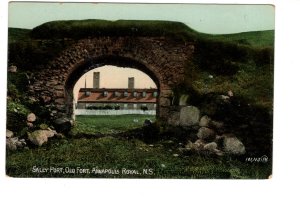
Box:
left=30, top=36, right=194, bottom=122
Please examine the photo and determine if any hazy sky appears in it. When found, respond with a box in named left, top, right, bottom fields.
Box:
left=8, top=2, right=274, bottom=34
left=73, top=66, right=157, bottom=101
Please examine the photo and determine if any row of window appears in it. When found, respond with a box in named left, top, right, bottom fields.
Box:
left=85, top=91, right=158, bottom=97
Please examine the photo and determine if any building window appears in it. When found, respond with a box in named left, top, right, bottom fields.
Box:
left=123, top=104, right=128, bottom=109
left=153, top=91, right=158, bottom=97
left=142, top=91, right=146, bottom=97
left=133, top=91, right=137, bottom=97
left=85, top=91, right=91, bottom=96
left=124, top=91, right=128, bottom=97
left=114, top=91, right=120, bottom=97
left=133, top=104, right=137, bottom=109
left=103, top=91, right=108, bottom=97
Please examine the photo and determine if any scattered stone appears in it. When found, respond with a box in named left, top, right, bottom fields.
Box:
left=179, top=106, right=200, bottom=126
left=228, top=90, right=234, bottom=97
left=149, top=144, right=154, bottom=147
left=223, top=136, right=246, bottom=155
left=55, top=133, right=65, bottom=139
left=27, top=130, right=55, bottom=146
left=16, top=140, right=26, bottom=148
left=143, top=119, right=152, bottom=126
left=8, top=65, right=17, bottom=73
left=27, top=122, right=34, bottom=128
left=209, top=120, right=224, bottom=130
left=39, top=123, right=48, bottom=130
left=28, top=131, right=48, bottom=146
left=179, top=94, right=189, bottom=106
left=208, top=75, right=213, bottom=79
left=203, top=142, right=218, bottom=151
left=167, top=111, right=180, bottom=126
left=197, top=127, right=216, bottom=142
left=6, top=129, right=14, bottom=138
left=220, top=95, right=230, bottom=101
left=173, top=154, right=179, bottom=157
left=6, top=138, right=17, bottom=151
left=199, top=115, right=211, bottom=127
left=6, top=137, right=26, bottom=151
left=53, top=117, right=72, bottom=133
left=27, top=113, right=36, bottom=122
left=161, top=164, right=166, bottom=168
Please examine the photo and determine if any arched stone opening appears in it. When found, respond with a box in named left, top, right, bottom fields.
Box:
left=64, top=55, right=161, bottom=120
left=29, top=37, right=194, bottom=123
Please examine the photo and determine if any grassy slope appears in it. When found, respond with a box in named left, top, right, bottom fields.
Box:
left=72, top=115, right=156, bottom=135
left=6, top=135, right=271, bottom=178
left=209, top=30, right=274, bottom=47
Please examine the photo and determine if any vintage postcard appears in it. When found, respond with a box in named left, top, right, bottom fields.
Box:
left=6, top=2, right=274, bottom=179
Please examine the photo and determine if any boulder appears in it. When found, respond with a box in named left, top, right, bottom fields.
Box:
left=8, top=65, right=17, bottom=73
left=204, top=142, right=218, bottom=151
left=167, top=111, right=180, bottom=126
left=27, top=130, right=55, bottom=146
left=194, top=139, right=205, bottom=149
left=6, top=138, right=17, bottom=151
left=197, top=127, right=216, bottom=142
left=223, top=136, right=246, bottom=155
left=143, top=119, right=152, bottom=126
left=179, top=106, right=200, bottom=127
left=53, top=118, right=72, bottom=133
left=199, top=115, right=211, bottom=127
left=6, top=129, right=14, bottom=138
left=27, top=113, right=36, bottom=122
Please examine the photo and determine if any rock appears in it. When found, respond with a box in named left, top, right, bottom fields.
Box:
left=27, top=113, right=36, bottom=122
left=194, top=139, right=205, bottom=149
left=199, top=115, right=211, bottom=127
left=6, top=129, right=14, bottom=138
left=228, top=90, right=234, bottom=97
left=6, top=138, right=17, bottom=151
left=197, top=127, right=216, bottom=142
left=16, top=140, right=26, bottom=148
left=55, top=133, right=65, bottom=139
left=223, top=136, right=246, bottom=155
left=179, top=94, right=189, bottom=106
left=53, top=118, right=72, bottom=133
left=143, top=119, right=152, bottom=126
left=27, top=130, right=55, bottom=146
left=179, top=106, right=200, bottom=127
left=209, top=120, right=224, bottom=130
left=167, top=111, right=180, bottom=126
left=8, top=65, right=17, bottom=72
left=27, top=122, right=34, bottom=128
left=203, top=142, right=218, bottom=151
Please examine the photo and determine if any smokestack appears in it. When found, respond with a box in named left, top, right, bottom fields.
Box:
left=93, top=72, right=100, bottom=88
left=128, top=77, right=134, bottom=89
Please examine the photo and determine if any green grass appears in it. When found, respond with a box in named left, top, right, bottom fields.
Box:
left=72, top=115, right=156, bottom=135
left=6, top=136, right=272, bottom=178
left=209, top=30, right=274, bottom=47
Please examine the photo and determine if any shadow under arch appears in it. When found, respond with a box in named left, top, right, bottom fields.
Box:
left=64, top=55, right=161, bottom=119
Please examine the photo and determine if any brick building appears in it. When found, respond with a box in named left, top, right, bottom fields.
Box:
left=76, top=88, right=158, bottom=110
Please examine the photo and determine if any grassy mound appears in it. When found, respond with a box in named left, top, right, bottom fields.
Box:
left=30, top=19, right=206, bottom=41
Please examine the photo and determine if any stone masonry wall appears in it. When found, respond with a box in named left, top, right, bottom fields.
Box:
left=29, top=36, right=194, bottom=121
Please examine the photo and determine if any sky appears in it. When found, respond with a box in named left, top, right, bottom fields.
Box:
left=8, top=2, right=275, bottom=101
left=8, top=2, right=274, bottom=34
left=73, top=66, right=157, bottom=101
